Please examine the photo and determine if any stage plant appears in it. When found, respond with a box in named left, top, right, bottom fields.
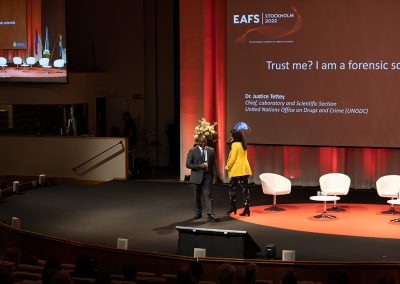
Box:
left=43, top=50, right=51, bottom=58
left=194, top=117, right=218, bottom=147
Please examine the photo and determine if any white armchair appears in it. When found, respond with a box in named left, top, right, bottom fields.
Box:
left=376, top=175, right=400, bottom=214
left=0, top=57, right=8, bottom=72
left=53, top=59, right=65, bottom=73
left=260, top=173, right=291, bottom=211
left=39, top=58, right=50, bottom=74
left=26, top=57, right=36, bottom=69
left=319, top=173, right=351, bottom=211
left=12, top=56, right=23, bottom=70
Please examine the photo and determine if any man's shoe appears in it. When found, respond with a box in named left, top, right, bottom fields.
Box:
left=193, top=213, right=202, bottom=220
left=207, top=214, right=220, bottom=222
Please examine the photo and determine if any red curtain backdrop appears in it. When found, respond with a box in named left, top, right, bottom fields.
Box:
left=181, top=0, right=400, bottom=189
left=203, top=0, right=227, bottom=180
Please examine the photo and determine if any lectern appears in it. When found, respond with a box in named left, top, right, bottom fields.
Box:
left=176, top=226, right=261, bottom=258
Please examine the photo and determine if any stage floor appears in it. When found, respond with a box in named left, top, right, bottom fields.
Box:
left=0, top=180, right=399, bottom=261
left=0, top=66, right=66, bottom=82
left=231, top=203, right=400, bottom=239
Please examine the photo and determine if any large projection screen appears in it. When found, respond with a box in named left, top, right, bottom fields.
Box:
left=227, top=0, right=400, bottom=148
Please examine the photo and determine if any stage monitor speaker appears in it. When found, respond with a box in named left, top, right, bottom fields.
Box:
left=265, top=244, right=276, bottom=259
left=176, top=226, right=261, bottom=258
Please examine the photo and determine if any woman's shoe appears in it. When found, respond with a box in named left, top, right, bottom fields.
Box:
left=239, top=206, right=250, bottom=216
left=226, top=200, right=237, bottom=215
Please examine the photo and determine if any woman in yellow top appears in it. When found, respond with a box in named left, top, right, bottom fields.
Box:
left=225, top=129, right=252, bottom=216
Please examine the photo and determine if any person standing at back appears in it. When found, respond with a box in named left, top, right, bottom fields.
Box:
left=186, top=135, right=219, bottom=222
left=122, top=112, right=137, bottom=176
left=122, top=112, right=138, bottom=150
left=225, top=129, right=252, bottom=216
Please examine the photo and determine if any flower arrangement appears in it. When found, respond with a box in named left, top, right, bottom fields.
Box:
left=194, top=117, right=218, bottom=144
left=43, top=50, right=51, bottom=58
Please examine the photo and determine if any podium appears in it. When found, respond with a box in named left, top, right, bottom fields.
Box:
left=176, top=226, right=261, bottom=258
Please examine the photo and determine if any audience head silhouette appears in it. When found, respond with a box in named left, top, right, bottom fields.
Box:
left=281, top=270, right=297, bottom=284
left=50, top=271, right=73, bottom=284
left=326, top=271, right=348, bottom=284
left=42, top=259, right=61, bottom=284
left=235, top=265, right=246, bottom=284
left=72, top=254, right=97, bottom=278
left=94, top=271, right=112, bottom=284
left=245, top=263, right=258, bottom=284
left=217, top=263, right=236, bottom=284
left=2, top=247, right=21, bottom=264
left=377, top=275, right=396, bottom=284
left=177, top=264, right=193, bottom=284
left=189, top=261, right=203, bottom=281
left=122, top=263, right=137, bottom=281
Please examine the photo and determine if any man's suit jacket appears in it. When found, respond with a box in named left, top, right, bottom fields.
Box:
left=186, top=146, right=217, bottom=185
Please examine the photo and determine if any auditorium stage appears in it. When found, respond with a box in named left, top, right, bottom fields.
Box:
left=0, top=66, right=66, bottom=82
left=0, top=179, right=399, bottom=261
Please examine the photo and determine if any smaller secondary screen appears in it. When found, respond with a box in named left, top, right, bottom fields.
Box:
left=0, top=0, right=27, bottom=49
left=0, top=0, right=67, bottom=83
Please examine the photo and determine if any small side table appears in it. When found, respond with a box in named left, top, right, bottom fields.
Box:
left=310, top=195, right=340, bottom=219
left=43, top=65, right=51, bottom=74
left=20, top=63, right=29, bottom=72
left=387, top=199, right=400, bottom=223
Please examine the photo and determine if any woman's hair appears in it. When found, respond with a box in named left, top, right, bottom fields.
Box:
left=231, top=129, right=247, bottom=150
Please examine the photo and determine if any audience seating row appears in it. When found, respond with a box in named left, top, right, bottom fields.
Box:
left=2, top=259, right=327, bottom=284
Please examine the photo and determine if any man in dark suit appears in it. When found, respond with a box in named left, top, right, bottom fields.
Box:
left=186, top=135, right=219, bottom=222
